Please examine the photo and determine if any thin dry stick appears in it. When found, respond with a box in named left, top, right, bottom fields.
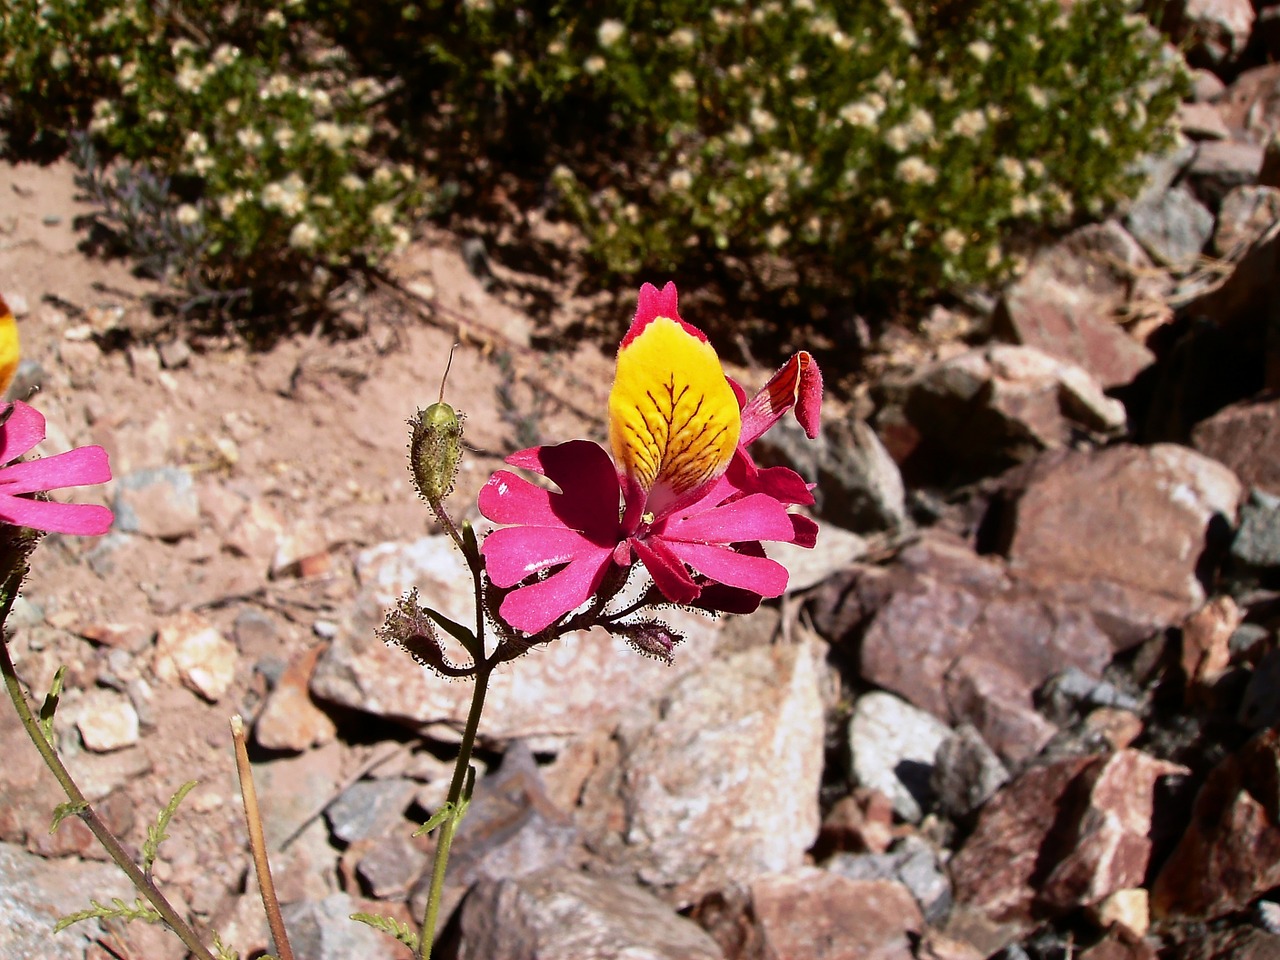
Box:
left=230, top=715, right=295, bottom=960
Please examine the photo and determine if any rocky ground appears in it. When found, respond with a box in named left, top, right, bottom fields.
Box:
left=4, top=4, right=1280, bottom=959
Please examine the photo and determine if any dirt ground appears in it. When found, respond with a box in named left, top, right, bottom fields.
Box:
left=1, top=157, right=709, bottom=956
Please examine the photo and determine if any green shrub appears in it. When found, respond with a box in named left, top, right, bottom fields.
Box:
left=1, top=0, right=1186, bottom=321
left=1, top=0, right=421, bottom=316
left=358, top=0, right=1187, bottom=305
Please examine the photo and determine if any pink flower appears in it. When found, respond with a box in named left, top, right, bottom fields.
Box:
left=479, top=282, right=822, bottom=634
left=0, top=401, right=114, bottom=536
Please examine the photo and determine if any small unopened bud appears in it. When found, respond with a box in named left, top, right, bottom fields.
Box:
left=409, top=401, right=463, bottom=505
left=605, top=618, right=685, bottom=664
left=409, top=345, right=464, bottom=507
left=379, top=589, right=473, bottom=678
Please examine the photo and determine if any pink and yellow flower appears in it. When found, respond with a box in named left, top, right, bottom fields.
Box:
left=0, top=401, right=114, bottom=536
left=479, top=282, right=822, bottom=634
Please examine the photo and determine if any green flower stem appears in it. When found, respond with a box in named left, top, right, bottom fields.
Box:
left=0, top=578, right=217, bottom=960
left=418, top=658, right=492, bottom=960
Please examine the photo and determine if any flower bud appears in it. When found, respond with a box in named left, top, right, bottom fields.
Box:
left=378, top=589, right=473, bottom=678
left=604, top=618, right=685, bottom=664
left=408, top=401, right=463, bottom=505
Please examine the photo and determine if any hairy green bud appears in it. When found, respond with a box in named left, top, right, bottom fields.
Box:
left=408, top=401, right=463, bottom=506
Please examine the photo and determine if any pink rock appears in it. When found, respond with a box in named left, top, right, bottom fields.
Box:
left=857, top=533, right=1113, bottom=762
left=1039, top=750, right=1190, bottom=911
left=1179, top=0, right=1255, bottom=64
left=950, top=756, right=1095, bottom=929
left=1003, top=444, right=1241, bottom=649
left=1078, top=927, right=1159, bottom=960
left=254, top=644, right=337, bottom=752
left=1192, top=395, right=1280, bottom=497
left=1152, top=729, right=1280, bottom=920
left=751, top=870, right=923, bottom=960
left=994, top=222, right=1159, bottom=390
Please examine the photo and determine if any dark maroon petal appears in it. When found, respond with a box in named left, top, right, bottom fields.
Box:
left=690, top=582, right=764, bottom=615
left=789, top=514, right=819, bottom=548
left=630, top=534, right=700, bottom=604
left=509, top=440, right=622, bottom=541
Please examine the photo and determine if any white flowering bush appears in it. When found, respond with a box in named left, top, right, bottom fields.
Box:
left=360, top=0, right=1185, bottom=304
left=1, top=0, right=420, bottom=314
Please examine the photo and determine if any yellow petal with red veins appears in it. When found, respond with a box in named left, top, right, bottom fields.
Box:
left=0, top=295, right=18, bottom=397
left=609, top=315, right=740, bottom=509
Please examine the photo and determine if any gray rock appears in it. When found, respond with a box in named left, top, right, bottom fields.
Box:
left=589, top=638, right=824, bottom=907
left=455, top=866, right=723, bottom=960
left=755, top=414, right=907, bottom=533
left=827, top=836, right=953, bottom=924
left=0, top=842, right=132, bottom=959
left=310, top=535, right=720, bottom=750
left=1231, top=489, right=1280, bottom=570
left=356, top=831, right=430, bottom=900
left=1213, top=186, right=1280, bottom=258
left=849, top=691, right=952, bottom=822
left=280, top=893, right=406, bottom=960
left=1239, top=650, right=1280, bottom=730
left=931, top=723, right=1010, bottom=820
left=1189, top=141, right=1266, bottom=208
left=1131, top=137, right=1197, bottom=202
left=409, top=741, right=580, bottom=928
left=1125, top=184, right=1215, bottom=270
left=324, top=777, right=418, bottom=844
left=763, top=519, right=867, bottom=592
left=113, top=467, right=201, bottom=539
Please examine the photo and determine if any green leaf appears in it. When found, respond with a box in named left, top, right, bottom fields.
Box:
left=413, top=800, right=455, bottom=837
left=55, top=897, right=162, bottom=933
left=50, top=799, right=89, bottom=833
left=39, top=665, right=66, bottom=745
left=424, top=607, right=477, bottom=649
left=351, top=911, right=419, bottom=950
left=142, top=780, right=199, bottom=873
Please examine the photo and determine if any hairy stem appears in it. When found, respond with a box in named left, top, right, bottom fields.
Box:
left=230, top=715, right=295, bottom=960
left=0, top=576, right=216, bottom=960
left=417, top=659, right=492, bottom=960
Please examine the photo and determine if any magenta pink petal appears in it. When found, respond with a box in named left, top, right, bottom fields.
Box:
left=0, top=402, right=46, bottom=463
left=497, top=552, right=614, bottom=633
left=630, top=534, right=700, bottom=604
left=479, top=470, right=561, bottom=526
left=481, top=525, right=609, bottom=588
left=667, top=540, right=789, bottom=597
left=0, top=446, right=112, bottom=494
left=663, top=493, right=797, bottom=544
left=0, top=496, right=114, bottom=536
